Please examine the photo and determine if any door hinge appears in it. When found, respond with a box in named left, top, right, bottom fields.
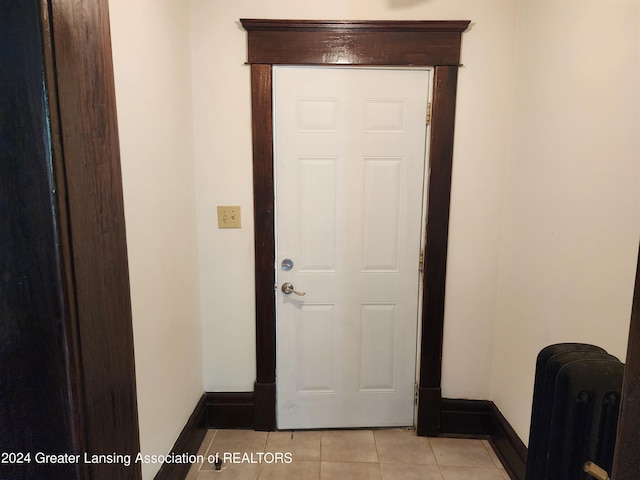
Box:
left=419, top=250, right=425, bottom=274
left=414, top=383, right=419, bottom=404
left=426, top=102, right=432, bottom=125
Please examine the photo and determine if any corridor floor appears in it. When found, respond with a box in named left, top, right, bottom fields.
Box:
left=185, top=428, right=510, bottom=480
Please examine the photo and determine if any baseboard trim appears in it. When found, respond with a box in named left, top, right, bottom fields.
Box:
left=440, top=398, right=527, bottom=480
left=158, top=394, right=526, bottom=480
left=488, top=402, right=527, bottom=480
left=205, top=392, right=255, bottom=429
left=441, top=398, right=492, bottom=436
left=154, top=394, right=207, bottom=480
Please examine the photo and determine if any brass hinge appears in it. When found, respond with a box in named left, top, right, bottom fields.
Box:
left=419, top=250, right=425, bottom=274
left=414, top=383, right=419, bottom=404
left=426, top=102, right=432, bottom=125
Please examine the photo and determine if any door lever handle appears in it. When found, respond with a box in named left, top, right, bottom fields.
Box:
left=281, top=282, right=306, bottom=296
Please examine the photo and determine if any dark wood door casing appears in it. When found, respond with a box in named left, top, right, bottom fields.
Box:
left=47, top=1, right=141, bottom=475
left=241, top=19, right=470, bottom=435
left=1, top=1, right=141, bottom=478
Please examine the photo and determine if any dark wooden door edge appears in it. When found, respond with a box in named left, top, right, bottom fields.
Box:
left=46, top=0, right=142, bottom=477
left=243, top=19, right=469, bottom=435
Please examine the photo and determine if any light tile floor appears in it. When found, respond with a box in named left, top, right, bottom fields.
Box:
left=185, top=429, right=511, bottom=480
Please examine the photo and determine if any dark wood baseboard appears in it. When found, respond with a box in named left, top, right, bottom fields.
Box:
left=488, top=403, right=527, bottom=480
left=158, top=394, right=526, bottom=480
left=441, top=398, right=492, bottom=436
left=206, top=392, right=255, bottom=429
left=440, top=399, right=527, bottom=480
left=154, top=394, right=208, bottom=480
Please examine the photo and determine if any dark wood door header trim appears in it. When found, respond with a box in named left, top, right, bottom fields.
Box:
left=240, top=19, right=470, bottom=32
left=243, top=19, right=469, bottom=434
left=240, top=19, right=470, bottom=66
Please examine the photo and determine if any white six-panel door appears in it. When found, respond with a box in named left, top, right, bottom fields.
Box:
left=274, top=66, right=430, bottom=429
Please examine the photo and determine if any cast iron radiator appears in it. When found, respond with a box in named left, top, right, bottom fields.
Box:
left=526, top=343, right=624, bottom=480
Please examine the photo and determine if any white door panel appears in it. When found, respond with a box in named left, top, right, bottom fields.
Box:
left=275, top=66, right=430, bottom=429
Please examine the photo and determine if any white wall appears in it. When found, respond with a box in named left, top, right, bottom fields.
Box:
left=492, top=0, right=640, bottom=443
left=107, top=0, right=640, bottom=465
left=109, top=1, right=203, bottom=479
left=189, top=0, right=518, bottom=399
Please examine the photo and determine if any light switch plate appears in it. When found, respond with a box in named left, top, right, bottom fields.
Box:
left=217, top=206, right=241, bottom=228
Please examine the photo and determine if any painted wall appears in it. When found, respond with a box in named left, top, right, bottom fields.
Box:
left=108, top=1, right=203, bottom=479
left=492, top=0, right=640, bottom=442
left=189, top=0, right=639, bottom=441
left=189, top=0, right=518, bottom=398
left=107, top=0, right=639, bottom=465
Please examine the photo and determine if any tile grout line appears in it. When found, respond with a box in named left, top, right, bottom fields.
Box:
left=188, top=429, right=217, bottom=480
left=372, top=430, right=384, bottom=480
left=319, top=431, right=323, bottom=480
left=192, top=429, right=509, bottom=479
left=481, top=438, right=506, bottom=470
left=316, top=430, right=321, bottom=480
left=201, top=429, right=215, bottom=476
left=426, top=435, right=445, bottom=479
left=255, top=430, right=269, bottom=480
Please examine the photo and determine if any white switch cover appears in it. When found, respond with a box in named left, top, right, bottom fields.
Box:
left=217, top=206, right=241, bottom=228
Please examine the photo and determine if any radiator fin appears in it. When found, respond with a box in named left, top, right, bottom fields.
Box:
left=526, top=344, right=624, bottom=480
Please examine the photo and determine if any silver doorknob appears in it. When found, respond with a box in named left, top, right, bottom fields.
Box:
left=281, top=282, right=306, bottom=296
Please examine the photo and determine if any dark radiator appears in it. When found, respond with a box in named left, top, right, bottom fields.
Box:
left=526, top=343, right=624, bottom=480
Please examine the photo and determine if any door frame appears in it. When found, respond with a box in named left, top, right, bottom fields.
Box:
left=47, top=0, right=141, bottom=471
left=241, top=19, right=470, bottom=435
